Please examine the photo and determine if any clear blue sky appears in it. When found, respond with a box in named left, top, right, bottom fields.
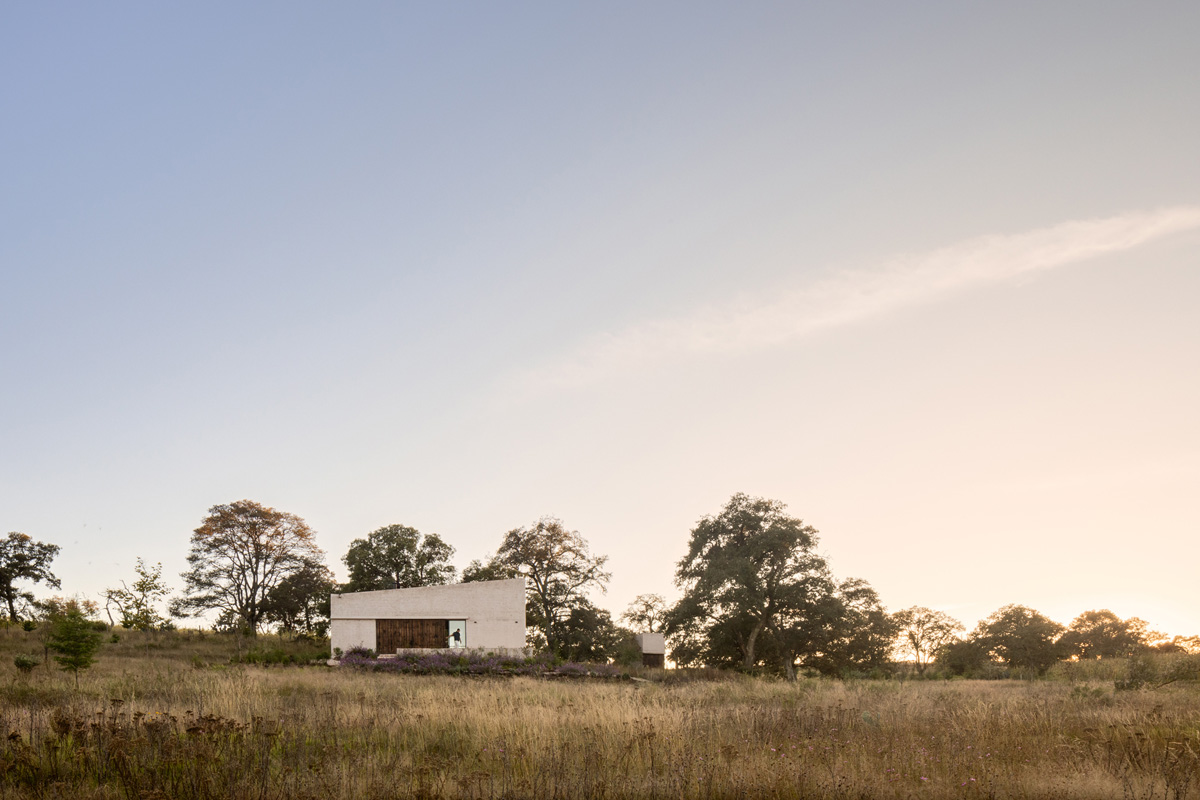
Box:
left=3, top=3, right=1198, bottom=636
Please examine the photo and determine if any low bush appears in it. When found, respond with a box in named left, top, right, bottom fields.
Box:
left=234, top=644, right=329, bottom=666
left=12, top=654, right=39, bottom=674
left=1116, top=652, right=1200, bottom=691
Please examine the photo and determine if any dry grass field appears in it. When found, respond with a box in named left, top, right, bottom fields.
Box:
left=1, top=627, right=1198, bottom=799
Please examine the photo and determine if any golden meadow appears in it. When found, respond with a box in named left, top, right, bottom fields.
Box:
left=1, top=628, right=1198, bottom=799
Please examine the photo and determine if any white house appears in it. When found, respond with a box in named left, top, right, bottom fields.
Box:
left=329, top=578, right=526, bottom=656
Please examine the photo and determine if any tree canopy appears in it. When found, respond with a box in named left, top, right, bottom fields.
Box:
left=557, top=598, right=639, bottom=665
left=935, top=638, right=991, bottom=676
left=262, top=560, right=336, bottom=637
left=0, top=532, right=61, bottom=623
left=972, top=604, right=1064, bottom=673
left=666, top=493, right=859, bottom=679
left=176, top=500, right=327, bottom=635
left=801, top=578, right=897, bottom=677
left=493, top=516, right=610, bottom=657
left=621, top=593, right=669, bottom=633
left=892, top=606, right=965, bottom=673
left=461, top=555, right=516, bottom=584
left=342, top=524, right=456, bottom=591
left=1059, top=609, right=1155, bottom=660
left=103, top=558, right=171, bottom=631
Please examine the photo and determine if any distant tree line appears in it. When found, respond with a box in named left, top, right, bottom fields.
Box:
left=657, top=494, right=1196, bottom=679
left=927, top=605, right=1198, bottom=678
left=3, top=495, right=1198, bottom=677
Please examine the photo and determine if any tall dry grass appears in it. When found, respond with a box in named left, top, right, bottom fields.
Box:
left=0, top=628, right=1197, bottom=799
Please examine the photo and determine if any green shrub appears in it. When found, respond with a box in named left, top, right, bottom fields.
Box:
left=1115, top=655, right=1156, bottom=691
left=13, top=654, right=40, bottom=674
left=47, top=608, right=104, bottom=687
left=1068, top=684, right=1111, bottom=704
left=234, top=646, right=322, bottom=666
left=934, top=639, right=991, bottom=677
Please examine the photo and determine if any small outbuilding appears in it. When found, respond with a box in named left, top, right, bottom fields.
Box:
left=330, top=578, right=526, bottom=656
left=635, top=632, right=665, bottom=667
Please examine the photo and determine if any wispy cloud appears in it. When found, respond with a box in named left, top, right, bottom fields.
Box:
left=530, top=206, right=1200, bottom=388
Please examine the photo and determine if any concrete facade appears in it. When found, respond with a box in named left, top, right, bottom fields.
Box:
left=330, top=578, right=526, bottom=655
left=635, top=632, right=665, bottom=655
left=635, top=632, right=666, bottom=667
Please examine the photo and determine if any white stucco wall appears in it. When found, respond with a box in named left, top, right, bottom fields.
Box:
left=330, top=578, right=526, bottom=655
left=635, top=632, right=665, bottom=655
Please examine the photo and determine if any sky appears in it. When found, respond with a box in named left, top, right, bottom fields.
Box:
left=2, top=3, right=1198, bottom=639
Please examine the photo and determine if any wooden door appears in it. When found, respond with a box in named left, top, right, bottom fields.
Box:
left=376, top=619, right=447, bottom=652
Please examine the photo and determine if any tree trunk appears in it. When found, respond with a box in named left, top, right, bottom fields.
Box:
left=768, top=623, right=797, bottom=681
left=742, top=621, right=763, bottom=670
left=543, top=599, right=556, bottom=656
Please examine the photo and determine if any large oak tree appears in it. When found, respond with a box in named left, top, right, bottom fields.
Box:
left=665, top=494, right=892, bottom=679
left=1058, top=609, right=1154, bottom=660
left=176, top=500, right=327, bottom=635
left=666, top=493, right=832, bottom=677
left=491, top=516, right=610, bottom=657
left=971, top=604, right=1064, bottom=674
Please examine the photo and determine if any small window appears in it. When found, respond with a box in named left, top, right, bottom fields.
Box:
left=448, top=620, right=466, bottom=648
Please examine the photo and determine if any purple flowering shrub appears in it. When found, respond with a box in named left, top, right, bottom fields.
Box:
left=336, top=649, right=622, bottom=678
